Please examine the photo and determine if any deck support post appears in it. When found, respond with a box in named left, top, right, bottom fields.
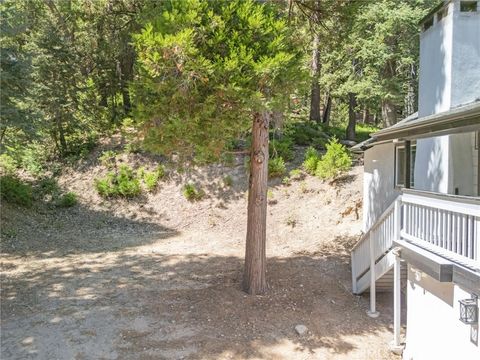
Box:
left=367, top=235, right=379, bottom=318
left=390, top=248, right=404, bottom=354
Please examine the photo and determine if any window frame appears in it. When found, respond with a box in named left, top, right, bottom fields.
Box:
left=394, top=141, right=416, bottom=189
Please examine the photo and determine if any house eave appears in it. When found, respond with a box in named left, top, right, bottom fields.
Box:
left=373, top=102, right=480, bottom=142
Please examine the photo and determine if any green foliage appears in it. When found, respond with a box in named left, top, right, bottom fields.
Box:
left=289, top=169, right=303, bottom=180
left=270, top=137, right=294, bottom=161
left=99, top=151, right=117, bottom=168
left=302, top=146, right=320, bottom=175
left=0, top=175, right=33, bottom=206
left=183, top=184, right=203, bottom=201
left=223, top=175, right=233, bottom=187
left=356, top=123, right=380, bottom=142
left=315, top=138, right=352, bottom=179
left=268, top=157, right=286, bottom=178
left=133, top=0, right=303, bottom=163
left=142, top=166, right=165, bottom=192
left=57, top=192, right=77, bottom=207
left=37, top=177, right=60, bottom=197
left=304, top=146, right=319, bottom=160
left=0, top=154, right=16, bottom=175
left=285, top=122, right=326, bottom=146
left=303, top=156, right=319, bottom=175
left=95, top=165, right=141, bottom=198
left=282, top=176, right=291, bottom=185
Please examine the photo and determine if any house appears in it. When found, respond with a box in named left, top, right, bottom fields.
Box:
left=350, top=1, right=480, bottom=359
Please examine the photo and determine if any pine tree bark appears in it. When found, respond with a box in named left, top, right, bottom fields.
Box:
left=322, top=93, right=331, bottom=125
left=243, top=111, right=269, bottom=295
left=346, top=93, right=357, bottom=141
left=309, top=31, right=321, bottom=123
left=381, top=99, right=397, bottom=127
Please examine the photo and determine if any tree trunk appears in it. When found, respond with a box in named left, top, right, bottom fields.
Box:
left=381, top=99, right=397, bottom=128
left=309, top=31, right=321, bottom=123
left=56, top=118, right=68, bottom=156
left=122, top=89, right=131, bottom=113
left=322, top=93, right=331, bottom=125
left=346, top=93, right=357, bottom=141
left=362, top=107, right=369, bottom=124
left=243, top=111, right=269, bottom=295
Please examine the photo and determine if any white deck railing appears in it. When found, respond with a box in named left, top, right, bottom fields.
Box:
left=351, top=201, right=396, bottom=294
left=401, top=190, right=480, bottom=270
left=351, top=190, right=480, bottom=294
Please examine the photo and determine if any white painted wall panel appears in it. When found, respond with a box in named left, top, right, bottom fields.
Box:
left=403, top=265, right=480, bottom=360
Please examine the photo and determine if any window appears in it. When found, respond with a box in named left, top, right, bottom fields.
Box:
left=437, top=7, right=448, bottom=21
left=460, top=1, right=477, bottom=12
left=395, top=142, right=417, bottom=188
left=395, top=146, right=406, bottom=187
left=423, top=16, right=434, bottom=31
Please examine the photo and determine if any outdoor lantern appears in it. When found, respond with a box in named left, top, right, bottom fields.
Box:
left=459, top=295, right=478, bottom=325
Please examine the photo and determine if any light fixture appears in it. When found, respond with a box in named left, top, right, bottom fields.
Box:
left=459, top=295, right=478, bottom=325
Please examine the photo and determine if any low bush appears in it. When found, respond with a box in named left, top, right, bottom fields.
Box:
left=95, top=165, right=141, bottom=198
left=315, top=137, right=352, bottom=179
left=268, top=157, right=286, bottom=178
left=303, top=156, right=319, bottom=175
left=289, top=169, right=303, bottom=180
left=142, top=165, right=165, bottom=192
left=183, top=183, right=203, bottom=201
left=304, top=146, right=319, bottom=160
left=99, top=150, right=117, bottom=168
left=37, top=177, right=61, bottom=197
left=285, top=122, right=325, bottom=146
left=0, top=175, right=33, bottom=207
left=223, top=175, right=233, bottom=187
left=57, top=192, right=78, bottom=207
left=0, top=154, right=16, bottom=175
left=270, top=137, right=294, bottom=161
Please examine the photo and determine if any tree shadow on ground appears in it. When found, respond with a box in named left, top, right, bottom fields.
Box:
left=1, top=249, right=397, bottom=359
left=0, top=202, right=178, bottom=258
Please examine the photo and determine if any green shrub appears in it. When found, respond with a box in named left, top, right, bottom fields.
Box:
left=285, top=122, right=324, bottom=146
left=183, top=183, right=203, bottom=201
left=95, top=165, right=141, bottom=198
left=221, top=152, right=235, bottom=167
left=268, top=157, right=286, bottom=178
left=0, top=175, right=33, bottom=207
left=270, top=138, right=294, bottom=160
left=142, top=165, right=165, bottom=192
left=282, top=176, right=291, bottom=185
left=303, top=156, right=319, bottom=175
left=99, top=150, right=117, bottom=168
left=0, top=154, right=16, bottom=175
left=223, top=175, right=233, bottom=187
left=315, top=137, right=352, bottom=179
left=57, top=192, right=77, bottom=207
left=289, top=169, right=303, bottom=179
left=37, top=177, right=60, bottom=196
left=304, top=146, right=319, bottom=160
left=21, top=147, right=44, bottom=175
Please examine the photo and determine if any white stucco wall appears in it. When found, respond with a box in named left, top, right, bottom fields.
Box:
left=418, top=2, right=453, bottom=117
left=418, top=0, right=480, bottom=117
left=414, top=136, right=451, bottom=194
left=450, top=132, right=476, bottom=196
left=403, top=265, right=480, bottom=360
left=362, top=143, right=401, bottom=231
left=451, top=0, right=480, bottom=108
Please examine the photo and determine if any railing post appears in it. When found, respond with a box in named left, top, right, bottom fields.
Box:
left=351, top=251, right=357, bottom=294
left=394, top=197, right=401, bottom=242
left=390, top=247, right=404, bottom=354
left=367, top=234, right=379, bottom=318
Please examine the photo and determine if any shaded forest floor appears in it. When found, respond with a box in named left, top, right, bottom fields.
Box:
left=1, top=145, right=400, bottom=359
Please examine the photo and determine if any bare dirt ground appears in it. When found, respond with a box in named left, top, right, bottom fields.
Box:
left=1, top=147, right=400, bottom=360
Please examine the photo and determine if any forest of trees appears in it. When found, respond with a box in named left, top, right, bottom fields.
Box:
left=1, top=0, right=437, bottom=293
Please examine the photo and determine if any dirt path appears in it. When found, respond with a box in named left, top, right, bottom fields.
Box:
left=1, top=163, right=399, bottom=360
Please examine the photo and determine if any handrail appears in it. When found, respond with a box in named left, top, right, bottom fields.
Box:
left=402, top=191, right=480, bottom=217
left=351, top=199, right=397, bottom=252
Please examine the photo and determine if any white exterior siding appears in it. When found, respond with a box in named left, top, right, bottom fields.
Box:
left=450, top=132, right=476, bottom=196
left=451, top=0, right=480, bottom=108
left=418, top=0, right=480, bottom=118
left=413, top=136, right=451, bottom=194
left=418, top=2, right=454, bottom=117
left=403, top=265, right=480, bottom=360
left=362, top=142, right=401, bottom=231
